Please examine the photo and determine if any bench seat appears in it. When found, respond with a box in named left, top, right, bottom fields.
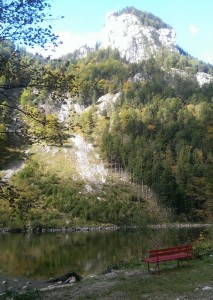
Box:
left=145, top=252, right=191, bottom=263
left=144, top=244, right=193, bottom=273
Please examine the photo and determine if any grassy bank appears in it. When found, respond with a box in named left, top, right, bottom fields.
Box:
left=41, top=259, right=213, bottom=300
left=2, top=259, right=213, bottom=300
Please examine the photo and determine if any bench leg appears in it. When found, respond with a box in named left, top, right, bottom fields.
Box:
left=147, top=262, right=160, bottom=274
left=187, top=256, right=190, bottom=265
left=157, top=262, right=160, bottom=273
left=154, top=262, right=160, bottom=274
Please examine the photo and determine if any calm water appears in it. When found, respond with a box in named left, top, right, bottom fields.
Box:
left=0, top=228, right=204, bottom=280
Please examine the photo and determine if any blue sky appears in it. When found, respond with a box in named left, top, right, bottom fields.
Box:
left=43, top=0, right=213, bottom=64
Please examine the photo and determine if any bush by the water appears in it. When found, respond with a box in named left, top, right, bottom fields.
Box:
left=193, top=232, right=213, bottom=261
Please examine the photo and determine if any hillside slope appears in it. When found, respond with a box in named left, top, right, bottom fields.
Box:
left=0, top=132, right=169, bottom=229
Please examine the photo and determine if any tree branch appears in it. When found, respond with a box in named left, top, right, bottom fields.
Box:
left=0, top=93, right=44, bottom=124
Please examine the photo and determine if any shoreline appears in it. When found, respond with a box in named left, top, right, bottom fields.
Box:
left=1, top=223, right=213, bottom=297
left=0, top=272, right=69, bottom=295
left=1, top=260, right=213, bottom=299
left=0, top=223, right=212, bottom=234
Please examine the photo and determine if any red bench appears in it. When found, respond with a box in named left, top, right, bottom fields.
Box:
left=144, top=244, right=193, bottom=273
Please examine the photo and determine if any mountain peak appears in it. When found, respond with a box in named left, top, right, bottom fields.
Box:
left=99, top=8, right=177, bottom=63
left=111, top=7, right=172, bottom=30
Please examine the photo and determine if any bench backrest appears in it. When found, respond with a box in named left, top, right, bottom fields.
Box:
left=148, top=244, right=193, bottom=258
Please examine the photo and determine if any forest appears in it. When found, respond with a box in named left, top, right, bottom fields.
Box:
left=74, top=47, right=213, bottom=222
left=0, top=1, right=213, bottom=228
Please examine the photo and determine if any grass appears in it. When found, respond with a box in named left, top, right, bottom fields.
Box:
left=0, top=288, right=40, bottom=300
left=113, top=260, right=213, bottom=299
left=39, top=259, right=213, bottom=300
left=32, top=143, right=79, bottom=181
left=114, top=264, right=199, bottom=297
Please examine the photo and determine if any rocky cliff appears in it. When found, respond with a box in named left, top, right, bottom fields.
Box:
left=100, top=12, right=177, bottom=63
left=74, top=8, right=213, bottom=86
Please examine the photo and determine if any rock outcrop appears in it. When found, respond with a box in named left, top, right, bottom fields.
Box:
left=100, top=13, right=176, bottom=63
left=46, top=271, right=82, bottom=284
left=96, top=92, right=120, bottom=116
left=196, top=72, right=213, bottom=86
left=65, top=8, right=212, bottom=86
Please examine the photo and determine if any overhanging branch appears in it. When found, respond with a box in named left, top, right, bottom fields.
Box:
left=0, top=92, right=44, bottom=124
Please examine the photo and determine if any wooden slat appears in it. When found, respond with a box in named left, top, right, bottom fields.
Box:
left=146, top=244, right=192, bottom=259
left=149, top=245, right=192, bottom=255
left=149, top=244, right=192, bottom=253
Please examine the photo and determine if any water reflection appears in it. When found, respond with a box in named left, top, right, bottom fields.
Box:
left=0, top=228, right=204, bottom=280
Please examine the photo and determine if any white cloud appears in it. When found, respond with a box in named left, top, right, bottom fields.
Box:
left=189, top=25, right=199, bottom=35
left=27, top=31, right=102, bottom=58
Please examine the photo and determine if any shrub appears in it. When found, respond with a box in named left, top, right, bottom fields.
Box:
left=193, top=234, right=213, bottom=261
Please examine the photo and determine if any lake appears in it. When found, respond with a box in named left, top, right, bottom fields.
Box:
left=0, top=227, right=206, bottom=280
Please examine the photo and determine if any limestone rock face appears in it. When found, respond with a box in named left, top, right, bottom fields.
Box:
left=196, top=72, right=213, bottom=86
left=100, top=13, right=176, bottom=63
left=158, top=28, right=176, bottom=48
left=96, top=93, right=120, bottom=116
